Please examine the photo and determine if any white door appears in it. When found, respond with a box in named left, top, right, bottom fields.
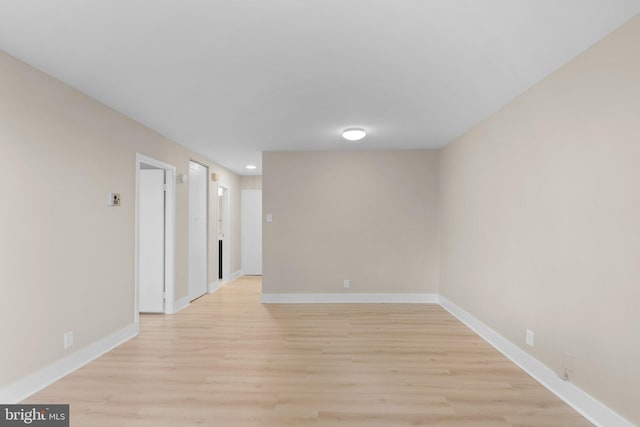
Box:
left=188, top=161, right=208, bottom=300
left=241, top=189, right=262, bottom=275
left=139, top=169, right=165, bottom=312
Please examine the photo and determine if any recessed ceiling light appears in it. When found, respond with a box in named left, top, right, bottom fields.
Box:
left=342, top=128, right=366, bottom=142
left=246, top=165, right=257, bottom=170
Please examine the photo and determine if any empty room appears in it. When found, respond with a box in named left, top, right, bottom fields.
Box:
left=1, top=1, right=639, bottom=426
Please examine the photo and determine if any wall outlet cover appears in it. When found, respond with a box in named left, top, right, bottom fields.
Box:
left=526, top=329, right=534, bottom=347
left=64, top=331, right=74, bottom=349
left=563, top=352, right=574, bottom=372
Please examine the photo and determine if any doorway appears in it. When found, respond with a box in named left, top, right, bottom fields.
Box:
left=135, top=154, right=176, bottom=318
left=241, top=189, right=262, bottom=275
left=218, top=184, right=231, bottom=281
left=188, top=161, right=208, bottom=301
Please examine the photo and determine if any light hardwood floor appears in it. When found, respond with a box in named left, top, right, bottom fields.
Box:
left=26, top=277, right=591, bottom=426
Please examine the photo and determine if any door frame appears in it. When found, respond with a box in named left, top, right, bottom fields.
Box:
left=218, top=183, right=231, bottom=281
left=135, top=153, right=176, bottom=323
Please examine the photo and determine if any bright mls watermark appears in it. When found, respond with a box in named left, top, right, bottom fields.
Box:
left=0, top=405, right=68, bottom=426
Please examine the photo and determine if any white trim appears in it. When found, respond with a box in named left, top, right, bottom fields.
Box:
left=261, top=293, right=439, bottom=304
left=173, top=296, right=190, bottom=314
left=208, top=280, right=222, bottom=293
left=0, top=323, right=138, bottom=404
left=222, top=270, right=243, bottom=285
left=438, top=296, right=634, bottom=427
left=135, top=154, right=176, bottom=317
left=209, top=274, right=241, bottom=294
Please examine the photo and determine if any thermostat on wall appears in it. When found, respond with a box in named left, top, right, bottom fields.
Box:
left=108, top=193, right=121, bottom=206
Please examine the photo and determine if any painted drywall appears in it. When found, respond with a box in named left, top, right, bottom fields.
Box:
left=439, top=15, right=640, bottom=424
left=263, top=150, right=439, bottom=295
left=0, top=51, right=241, bottom=388
left=240, top=175, right=262, bottom=190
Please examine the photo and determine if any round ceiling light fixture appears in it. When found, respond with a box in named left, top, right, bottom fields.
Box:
left=342, top=128, right=367, bottom=142
left=246, top=165, right=257, bottom=170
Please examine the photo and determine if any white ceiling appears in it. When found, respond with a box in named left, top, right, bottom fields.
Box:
left=1, top=1, right=639, bottom=175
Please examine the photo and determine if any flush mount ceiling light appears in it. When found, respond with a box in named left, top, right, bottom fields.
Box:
left=246, top=165, right=257, bottom=170
left=341, top=128, right=366, bottom=142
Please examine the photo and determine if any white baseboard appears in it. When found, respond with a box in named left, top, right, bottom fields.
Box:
left=221, top=270, right=243, bottom=284
left=0, top=322, right=138, bottom=404
left=229, top=270, right=243, bottom=281
left=208, top=281, right=222, bottom=294
left=261, top=293, right=439, bottom=304
left=173, top=295, right=190, bottom=314
left=439, top=296, right=634, bottom=427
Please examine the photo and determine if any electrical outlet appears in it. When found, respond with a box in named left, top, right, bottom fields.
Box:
left=525, top=329, right=534, bottom=347
left=562, top=352, right=574, bottom=373
left=64, top=331, right=74, bottom=349
left=343, top=279, right=350, bottom=289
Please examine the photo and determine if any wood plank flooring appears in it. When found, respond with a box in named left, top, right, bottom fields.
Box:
left=25, top=277, right=591, bottom=426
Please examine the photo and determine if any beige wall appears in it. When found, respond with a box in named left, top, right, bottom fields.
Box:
left=0, top=51, right=241, bottom=387
left=439, top=15, right=640, bottom=424
left=240, top=175, right=262, bottom=190
left=263, top=150, right=439, bottom=294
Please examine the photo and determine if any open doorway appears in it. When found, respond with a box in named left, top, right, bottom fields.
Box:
left=218, top=184, right=231, bottom=281
left=135, top=154, right=176, bottom=320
